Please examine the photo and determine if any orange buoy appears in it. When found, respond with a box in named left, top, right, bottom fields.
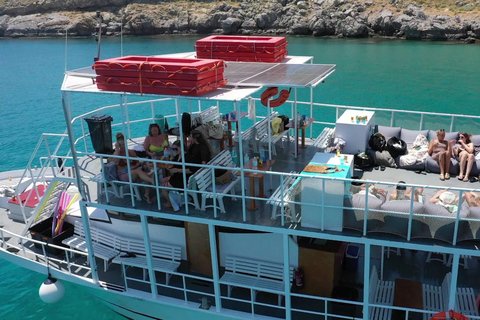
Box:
left=260, top=87, right=290, bottom=107
left=430, top=310, right=469, bottom=320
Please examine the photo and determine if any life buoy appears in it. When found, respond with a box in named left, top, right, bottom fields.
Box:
left=430, top=310, right=469, bottom=320
left=261, top=87, right=290, bottom=107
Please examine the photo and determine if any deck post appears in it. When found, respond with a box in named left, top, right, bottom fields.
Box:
left=283, top=233, right=291, bottom=320
left=209, top=224, right=222, bottom=311
left=141, top=214, right=158, bottom=298
left=363, top=244, right=371, bottom=320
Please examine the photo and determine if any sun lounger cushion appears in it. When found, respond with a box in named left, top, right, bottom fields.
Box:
left=381, top=200, right=425, bottom=215
left=425, top=156, right=460, bottom=175
left=400, top=129, right=429, bottom=146
left=424, top=202, right=469, bottom=219
left=352, top=193, right=385, bottom=209
left=468, top=206, right=480, bottom=219
left=376, top=125, right=401, bottom=140
left=427, top=130, right=459, bottom=142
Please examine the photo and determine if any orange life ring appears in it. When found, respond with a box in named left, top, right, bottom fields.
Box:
left=430, top=310, right=469, bottom=320
left=260, top=87, right=290, bottom=107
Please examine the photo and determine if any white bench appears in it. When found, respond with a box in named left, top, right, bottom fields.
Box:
left=423, top=272, right=479, bottom=319
left=239, top=112, right=289, bottom=156
left=112, top=238, right=181, bottom=285
left=369, top=265, right=395, bottom=320
left=190, top=150, right=239, bottom=214
left=268, top=172, right=300, bottom=222
left=62, top=220, right=122, bottom=272
left=313, top=127, right=335, bottom=151
left=220, top=256, right=293, bottom=306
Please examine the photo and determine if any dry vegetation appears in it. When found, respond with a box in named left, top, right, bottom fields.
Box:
left=364, top=0, right=480, bottom=17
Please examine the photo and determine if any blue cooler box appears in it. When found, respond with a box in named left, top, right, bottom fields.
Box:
left=345, top=244, right=360, bottom=271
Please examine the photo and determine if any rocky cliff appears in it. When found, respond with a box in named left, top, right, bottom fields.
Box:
left=0, top=0, right=479, bottom=41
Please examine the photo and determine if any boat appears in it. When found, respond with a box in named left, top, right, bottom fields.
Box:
left=1, top=35, right=480, bottom=320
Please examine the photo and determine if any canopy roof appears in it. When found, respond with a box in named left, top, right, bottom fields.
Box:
left=61, top=52, right=335, bottom=101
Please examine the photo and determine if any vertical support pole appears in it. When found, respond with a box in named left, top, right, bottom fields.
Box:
left=363, top=244, right=371, bottom=320
left=283, top=233, right=291, bottom=320
left=208, top=224, right=222, bottom=311
left=79, top=201, right=99, bottom=282
left=141, top=214, right=158, bottom=298
left=448, top=253, right=460, bottom=310
left=236, top=101, right=247, bottom=222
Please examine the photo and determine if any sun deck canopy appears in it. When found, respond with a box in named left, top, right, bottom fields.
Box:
left=61, top=52, right=335, bottom=101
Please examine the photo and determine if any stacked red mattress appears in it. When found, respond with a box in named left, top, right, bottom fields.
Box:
left=93, top=56, right=227, bottom=96
left=195, top=35, right=288, bottom=63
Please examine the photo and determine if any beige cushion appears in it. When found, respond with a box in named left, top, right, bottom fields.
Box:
left=381, top=200, right=424, bottom=215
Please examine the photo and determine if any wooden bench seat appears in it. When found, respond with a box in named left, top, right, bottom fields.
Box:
left=267, top=172, right=300, bottom=222
left=220, top=256, right=293, bottom=306
left=189, top=150, right=239, bottom=214
left=369, top=265, right=395, bottom=320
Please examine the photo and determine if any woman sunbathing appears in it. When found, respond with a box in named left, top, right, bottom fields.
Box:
left=428, top=129, right=452, bottom=181
left=453, top=132, right=474, bottom=182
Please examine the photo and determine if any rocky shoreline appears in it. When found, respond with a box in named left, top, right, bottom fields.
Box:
left=1, top=0, right=479, bottom=42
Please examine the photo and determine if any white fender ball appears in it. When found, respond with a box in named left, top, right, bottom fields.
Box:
left=39, top=277, right=65, bottom=303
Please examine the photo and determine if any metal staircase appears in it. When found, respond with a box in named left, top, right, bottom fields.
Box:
left=21, top=179, right=70, bottom=238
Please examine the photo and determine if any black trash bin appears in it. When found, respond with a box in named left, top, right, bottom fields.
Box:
left=84, top=114, right=113, bottom=154
left=330, top=286, right=358, bottom=318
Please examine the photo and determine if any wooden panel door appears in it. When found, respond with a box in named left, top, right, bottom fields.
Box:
left=185, top=222, right=212, bottom=277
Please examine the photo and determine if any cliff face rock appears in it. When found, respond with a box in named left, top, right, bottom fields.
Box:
left=0, top=0, right=479, bottom=42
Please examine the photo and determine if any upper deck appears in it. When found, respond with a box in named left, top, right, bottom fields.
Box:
left=57, top=53, right=480, bottom=253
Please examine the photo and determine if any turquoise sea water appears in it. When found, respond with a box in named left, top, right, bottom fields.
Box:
left=0, top=35, right=479, bottom=319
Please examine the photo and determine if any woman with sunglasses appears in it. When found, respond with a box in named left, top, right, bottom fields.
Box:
left=428, top=129, right=452, bottom=181
left=161, top=130, right=212, bottom=209
left=453, top=132, right=474, bottom=182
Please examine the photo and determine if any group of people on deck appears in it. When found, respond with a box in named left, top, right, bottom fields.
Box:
left=429, top=128, right=476, bottom=181
left=110, top=122, right=212, bottom=209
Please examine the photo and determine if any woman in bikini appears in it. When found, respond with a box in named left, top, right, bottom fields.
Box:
left=144, top=123, right=169, bottom=159
left=453, top=132, right=474, bottom=182
left=428, top=129, right=452, bottom=181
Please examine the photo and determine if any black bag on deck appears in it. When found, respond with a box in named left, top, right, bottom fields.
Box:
left=368, top=133, right=386, bottom=151
left=386, top=136, right=407, bottom=158
left=181, top=112, right=192, bottom=136
left=278, top=115, right=289, bottom=129
left=354, top=152, right=373, bottom=170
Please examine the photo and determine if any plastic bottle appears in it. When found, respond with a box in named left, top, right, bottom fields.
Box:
left=260, top=146, right=266, bottom=163
left=163, top=146, right=170, bottom=160
left=252, top=156, right=258, bottom=168
left=244, top=153, right=250, bottom=166
left=223, top=120, right=228, bottom=138
left=231, top=150, right=238, bottom=166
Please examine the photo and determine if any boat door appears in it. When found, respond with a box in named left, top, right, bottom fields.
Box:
left=185, top=222, right=213, bottom=277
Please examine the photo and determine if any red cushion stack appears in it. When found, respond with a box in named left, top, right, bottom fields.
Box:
left=195, top=35, right=288, bottom=63
left=93, top=56, right=227, bottom=96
